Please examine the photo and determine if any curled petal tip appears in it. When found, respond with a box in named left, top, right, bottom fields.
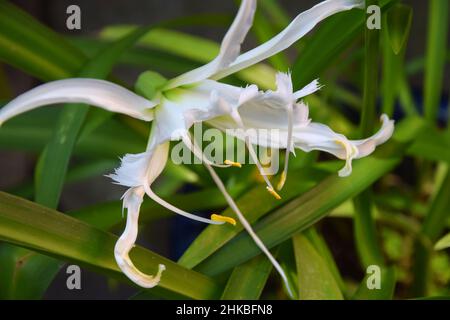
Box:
left=158, top=264, right=166, bottom=272
left=115, top=248, right=166, bottom=288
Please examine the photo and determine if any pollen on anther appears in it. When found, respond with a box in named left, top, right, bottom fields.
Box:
left=224, top=160, right=242, bottom=168
left=266, top=186, right=282, bottom=200
left=211, top=214, right=237, bottom=226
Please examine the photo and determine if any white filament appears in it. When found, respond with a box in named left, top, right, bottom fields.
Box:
left=202, top=160, right=295, bottom=298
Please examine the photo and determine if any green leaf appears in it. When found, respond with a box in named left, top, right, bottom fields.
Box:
left=293, top=233, right=343, bottom=300
left=0, top=243, right=59, bottom=299
left=8, top=159, right=118, bottom=199
left=434, top=233, right=450, bottom=251
left=70, top=37, right=200, bottom=75
left=259, top=0, right=290, bottom=30
left=292, top=9, right=363, bottom=89
left=0, top=114, right=146, bottom=157
left=386, top=4, right=413, bottom=55
left=353, top=191, right=385, bottom=268
left=251, top=6, right=289, bottom=70
left=381, top=18, right=400, bottom=117
left=422, top=171, right=450, bottom=242
left=0, top=192, right=221, bottom=300
left=424, top=0, right=449, bottom=122
left=0, top=1, right=85, bottom=81
left=100, top=25, right=277, bottom=89
left=407, top=125, right=450, bottom=163
left=135, top=71, right=168, bottom=100
left=193, top=117, right=425, bottom=276
left=304, top=228, right=346, bottom=294
left=220, top=253, right=274, bottom=300
left=413, top=170, right=450, bottom=296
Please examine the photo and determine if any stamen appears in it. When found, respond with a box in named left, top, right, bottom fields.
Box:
left=278, top=102, right=294, bottom=191
left=202, top=161, right=295, bottom=298
left=229, top=110, right=280, bottom=199
left=266, top=186, right=282, bottom=200
left=211, top=214, right=237, bottom=226
left=181, top=133, right=231, bottom=168
left=144, top=184, right=225, bottom=225
left=224, top=159, right=242, bottom=168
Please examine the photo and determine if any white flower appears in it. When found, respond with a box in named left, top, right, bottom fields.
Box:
left=0, top=0, right=378, bottom=296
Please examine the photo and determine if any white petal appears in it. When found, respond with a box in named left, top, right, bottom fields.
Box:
left=155, top=81, right=242, bottom=143
left=114, top=186, right=166, bottom=288
left=108, top=142, right=169, bottom=188
left=292, top=116, right=394, bottom=176
left=275, top=72, right=293, bottom=98
left=108, top=152, right=151, bottom=188
left=293, top=102, right=311, bottom=125
left=0, top=79, right=157, bottom=125
left=166, top=0, right=257, bottom=88
left=213, top=0, right=365, bottom=79
left=238, top=85, right=259, bottom=105
left=208, top=111, right=394, bottom=177
left=207, top=75, right=309, bottom=132
left=352, top=114, right=395, bottom=158
left=293, top=79, right=322, bottom=100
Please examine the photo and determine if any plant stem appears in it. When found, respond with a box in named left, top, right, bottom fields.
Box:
left=360, top=0, right=381, bottom=136
left=354, top=0, right=385, bottom=271
left=412, top=170, right=450, bottom=296
left=424, top=0, right=449, bottom=122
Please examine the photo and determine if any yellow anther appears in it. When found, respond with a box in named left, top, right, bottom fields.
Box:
left=224, top=160, right=242, bottom=168
left=211, top=214, right=236, bottom=226
left=266, top=186, right=282, bottom=200
left=277, top=171, right=287, bottom=191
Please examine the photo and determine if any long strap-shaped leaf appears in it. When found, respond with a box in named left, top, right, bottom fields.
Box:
left=0, top=1, right=85, bottom=80
left=293, top=233, right=343, bottom=300
left=0, top=191, right=221, bottom=299
left=423, top=0, right=449, bottom=122
left=412, top=170, right=450, bottom=296
left=221, top=251, right=275, bottom=300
